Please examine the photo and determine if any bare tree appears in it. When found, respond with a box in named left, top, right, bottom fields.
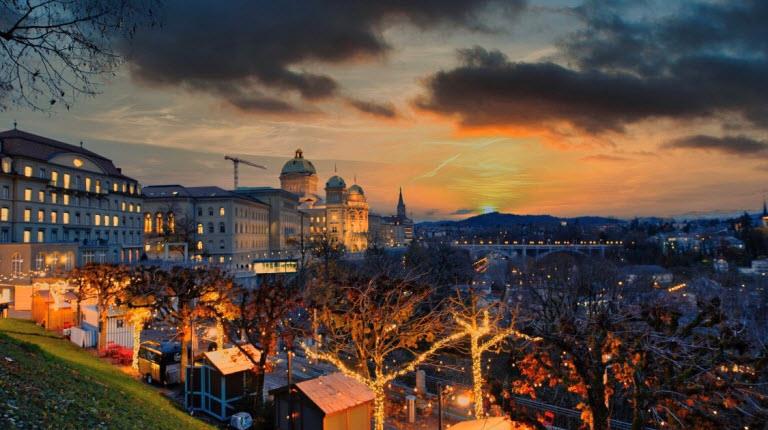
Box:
left=0, top=0, right=160, bottom=110
left=304, top=272, right=462, bottom=430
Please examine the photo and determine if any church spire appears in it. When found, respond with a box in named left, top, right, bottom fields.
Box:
left=397, top=187, right=406, bottom=219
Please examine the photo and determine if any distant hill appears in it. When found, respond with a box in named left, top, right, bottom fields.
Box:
left=417, top=211, right=625, bottom=228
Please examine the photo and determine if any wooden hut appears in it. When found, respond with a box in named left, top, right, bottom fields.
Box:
left=81, top=305, right=134, bottom=348
left=449, top=417, right=517, bottom=430
left=271, top=372, right=374, bottom=430
left=185, top=344, right=261, bottom=421
left=31, top=289, right=75, bottom=331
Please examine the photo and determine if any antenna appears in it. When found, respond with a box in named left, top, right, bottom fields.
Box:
left=12, top=121, right=17, bottom=130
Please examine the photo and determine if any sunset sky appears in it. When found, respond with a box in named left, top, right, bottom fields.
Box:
left=3, top=0, right=766, bottom=220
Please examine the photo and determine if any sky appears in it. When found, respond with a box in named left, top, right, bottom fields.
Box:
left=2, top=0, right=767, bottom=220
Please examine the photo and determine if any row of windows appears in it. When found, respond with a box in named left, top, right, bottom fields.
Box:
left=11, top=227, right=142, bottom=245
left=12, top=186, right=141, bottom=212
left=11, top=162, right=139, bottom=196
left=8, top=207, right=137, bottom=228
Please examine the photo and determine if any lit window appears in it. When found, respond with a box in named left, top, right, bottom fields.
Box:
left=1, top=158, right=11, bottom=174
left=38, top=190, right=44, bottom=202
left=23, top=188, right=31, bottom=201
left=23, top=165, right=32, bottom=177
left=37, top=210, right=44, bottom=223
left=22, top=230, right=31, bottom=243
left=155, top=213, right=163, bottom=234
left=50, top=211, right=57, bottom=224
left=85, top=177, right=91, bottom=192
left=219, top=207, right=225, bottom=216
left=112, top=215, right=119, bottom=226
left=63, top=173, right=71, bottom=189
left=51, top=171, right=59, bottom=186
left=0, top=207, right=7, bottom=221
left=37, top=230, right=44, bottom=243
left=51, top=192, right=58, bottom=204
left=196, top=241, right=203, bottom=251
left=63, top=194, right=70, bottom=205
left=104, top=215, right=110, bottom=226
left=95, top=180, right=101, bottom=193
left=94, top=214, right=101, bottom=226
left=112, top=182, right=118, bottom=192
left=143, top=213, right=152, bottom=233
left=23, top=209, right=31, bottom=222
left=197, top=223, right=204, bottom=234
left=121, top=201, right=126, bottom=211
left=63, top=212, right=70, bottom=224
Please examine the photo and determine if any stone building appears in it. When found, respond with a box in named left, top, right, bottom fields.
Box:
left=0, top=128, right=143, bottom=275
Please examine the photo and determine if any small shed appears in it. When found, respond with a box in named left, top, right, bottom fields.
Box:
left=185, top=344, right=261, bottom=421
left=271, top=372, right=374, bottom=430
left=31, top=289, right=75, bottom=331
left=449, top=417, right=517, bottom=430
left=81, top=305, right=134, bottom=348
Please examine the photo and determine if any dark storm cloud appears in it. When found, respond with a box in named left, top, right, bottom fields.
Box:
left=418, top=1, right=768, bottom=133
left=125, top=0, right=521, bottom=113
left=664, top=135, right=768, bottom=156
left=346, top=98, right=398, bottom=119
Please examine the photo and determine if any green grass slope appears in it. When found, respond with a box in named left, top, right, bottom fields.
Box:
left=0, top=318, right=215, bottom=430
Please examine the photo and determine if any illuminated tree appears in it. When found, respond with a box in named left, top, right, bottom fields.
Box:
left=215, top=277, right=303, bottom=413
left=304, top=273, right=463, bottom=430
left=0, top=0, right=160, bottom=110
left=66, top=264, right=131, bottom=350
left=449, top=290, right=540, bottom=418
left=119, top=266, right=165, bottom=369
left=126, top=306, right=152, bottom=369
left=65, top=266, right=92, bottom=326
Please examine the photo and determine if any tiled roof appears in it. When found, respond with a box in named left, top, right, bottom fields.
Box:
left=295, top=372, right=374, bottom=416
left=0, top=129, right=127, bottom=178
left=204, top=344, right=261, bottom=376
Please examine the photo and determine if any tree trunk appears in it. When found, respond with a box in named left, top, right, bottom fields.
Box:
left=373, top=384, right=386, bottom=430
left=471, top=335, right=485, bottom=418
left=98, top=310, right=108, bottom=350
left=132, top=323, right=142, bottom=369
left=76, top=300, right=81, bottom=328
left=252, top=351, right=269, bottom=412
left=180, top=319, right=192, bottom=383
left=216, top=318, right=225, bottom=350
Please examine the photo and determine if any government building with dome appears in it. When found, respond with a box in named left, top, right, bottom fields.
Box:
left=280, top=149, right=369, bottom=252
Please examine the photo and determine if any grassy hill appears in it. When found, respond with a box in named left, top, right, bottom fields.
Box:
left=0, top=319, right=215, bottom=430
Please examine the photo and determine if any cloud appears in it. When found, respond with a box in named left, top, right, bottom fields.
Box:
left=664, top=135, right=768, bottom=156
left=580, top=154, right=629, bottom=162
left=346, top=98, right=398, bottom=118
left=417, top=1, right=768, bottom=135
left=415, top=153, right=461, bottom=179
left=451, top=208, right=477, bottom=215
left=124, top=0, right=520, bottom=113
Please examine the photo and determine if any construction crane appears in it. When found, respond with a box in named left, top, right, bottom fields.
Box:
left=224, top=155, right=266, bottom=189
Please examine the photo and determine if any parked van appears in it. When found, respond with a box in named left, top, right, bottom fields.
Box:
left=137, top=341, right=181, bottom=385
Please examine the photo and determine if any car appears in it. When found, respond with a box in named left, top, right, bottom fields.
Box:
left=136, top=341, right=181, bottom=385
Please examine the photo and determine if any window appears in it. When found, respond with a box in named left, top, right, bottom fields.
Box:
left=219, top=222, right=226, bottom=233
left=219, top=239, right=225, bottom=250
left=143, top=213, right=152, bottom=233
left=22, top=229, right=31, bottom=243
left=95, top=180, right=101, bottom=193
left=155, top=212, right=163, bottom=234
left=208, top=207, right=214, bottom=216
left=51, top=171, right=59, bottom=186
left=129, top=203, right=134, bottom=212
left=0, top=207, right=7, bottom=221
left=11, top=252, right=23, bottom=274
left=197, top=223, right=204, bottom=234
left=1, top=158, right=11, bottom=174
left=112, top=215, right=119, bottom=227
left=112, top=182, right=118, bottom=192
left=37, top=209, right=44, bottom=223
left=38, top=167, right=46, bottom=179
left=104, top=215, right=110, bottom=226
left=2, top=186, right=8, bottom=199
left=219, top=207, right=225, bottom=216
left=1, top=229, right=8, bottom=242
left=51, top=229, right=58, bottom=242
left=35, top=253, right=45, bottom=271
left=207, top=222, right=214, bottom=233
left=63, top=212, right=70, bottom=224
left=37, top=229, right=44, bottom=243
left=85, top=177, right=91, bottom=192
left=63, top=194, right=70, bottom=205
left=38, top=190, right=44, bottom=202
left=197, top=207, right=202, bottom=216
left=121, top=182, right=127, bottom=193
left=23, top=165, right=32, bottom=177
left=94, top=214, right=101, bottom=226
left=50, top=211, right=58, bottom=224
left=23, top=188, right=31, bottom=201
left=51, top=192, right=58, bottom=204
left=63, top=173, right=71, bottom=189
left=75, top=212, right=81, bottom=224
left=23, top=209, right=31, bottom=222
left=167, top=212, right=174, bottom=233
left=121, top=201, right=126, bottom=211
left=196, top=241, right=203, bottom=251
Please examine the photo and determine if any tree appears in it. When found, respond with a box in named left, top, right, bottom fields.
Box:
left=449, top=289, right=539, bottom=418
left=65, top=266, right=92, bottom=326
left=151, top=266, right=232, bottom=383
left=0, top=0, right=160, bottom=110
left=67, top=264, right=130, bottom=350
left=304, top=272, right=463, bottom=430
left=215, top=277, right=302, bottom=413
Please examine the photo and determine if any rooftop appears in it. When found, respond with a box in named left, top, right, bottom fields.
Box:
left=294, top=372, right=374, bottom=415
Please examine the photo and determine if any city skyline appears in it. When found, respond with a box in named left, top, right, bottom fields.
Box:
left=4, top=0, right=767, bottom=220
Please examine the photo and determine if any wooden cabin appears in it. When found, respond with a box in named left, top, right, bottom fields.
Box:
left=449, top=417, right=516, bottom=430
left=81, top=305, right=134, bottom=348
left=185, top=344, right=261, bottom=421
left=31, top=289, right=75, bottom=331
left=271, top=372, right=374, bottom=430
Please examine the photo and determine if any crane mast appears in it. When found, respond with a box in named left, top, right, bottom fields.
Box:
left=224, top=155, right=266, bottom=189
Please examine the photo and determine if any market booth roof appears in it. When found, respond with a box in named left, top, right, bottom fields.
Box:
left=448, top=417, right=518, bottom=430
left=203, top=344, right=261, bottom=376
left=295, top=372, right=375, bottom=415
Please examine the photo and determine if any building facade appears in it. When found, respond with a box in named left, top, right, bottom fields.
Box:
left=0, top=129, right=143, bottom=275
left=141, top=185, right=270, bottom=269
left=279, top=149, right=369, bottom=252
left=370, top=188, right=413, bottom=247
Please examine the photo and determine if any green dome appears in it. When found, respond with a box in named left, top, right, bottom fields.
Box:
left=348, top=184, right=364, bottom=195
left=281, top=149, right=316, bottom=175
left=326, top=175, right=346, bottom=188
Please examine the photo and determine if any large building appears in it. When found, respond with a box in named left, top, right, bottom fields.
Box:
left=0, top=128, right=144, bottom=275
left=370, top=188, right=414, bottom=247
left=279, top=149, right=369, bottom=252
left=141, top=185, right=270, bottom=269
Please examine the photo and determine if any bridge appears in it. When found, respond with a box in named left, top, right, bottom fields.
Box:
left=454, top=240, right=623, bottom=260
